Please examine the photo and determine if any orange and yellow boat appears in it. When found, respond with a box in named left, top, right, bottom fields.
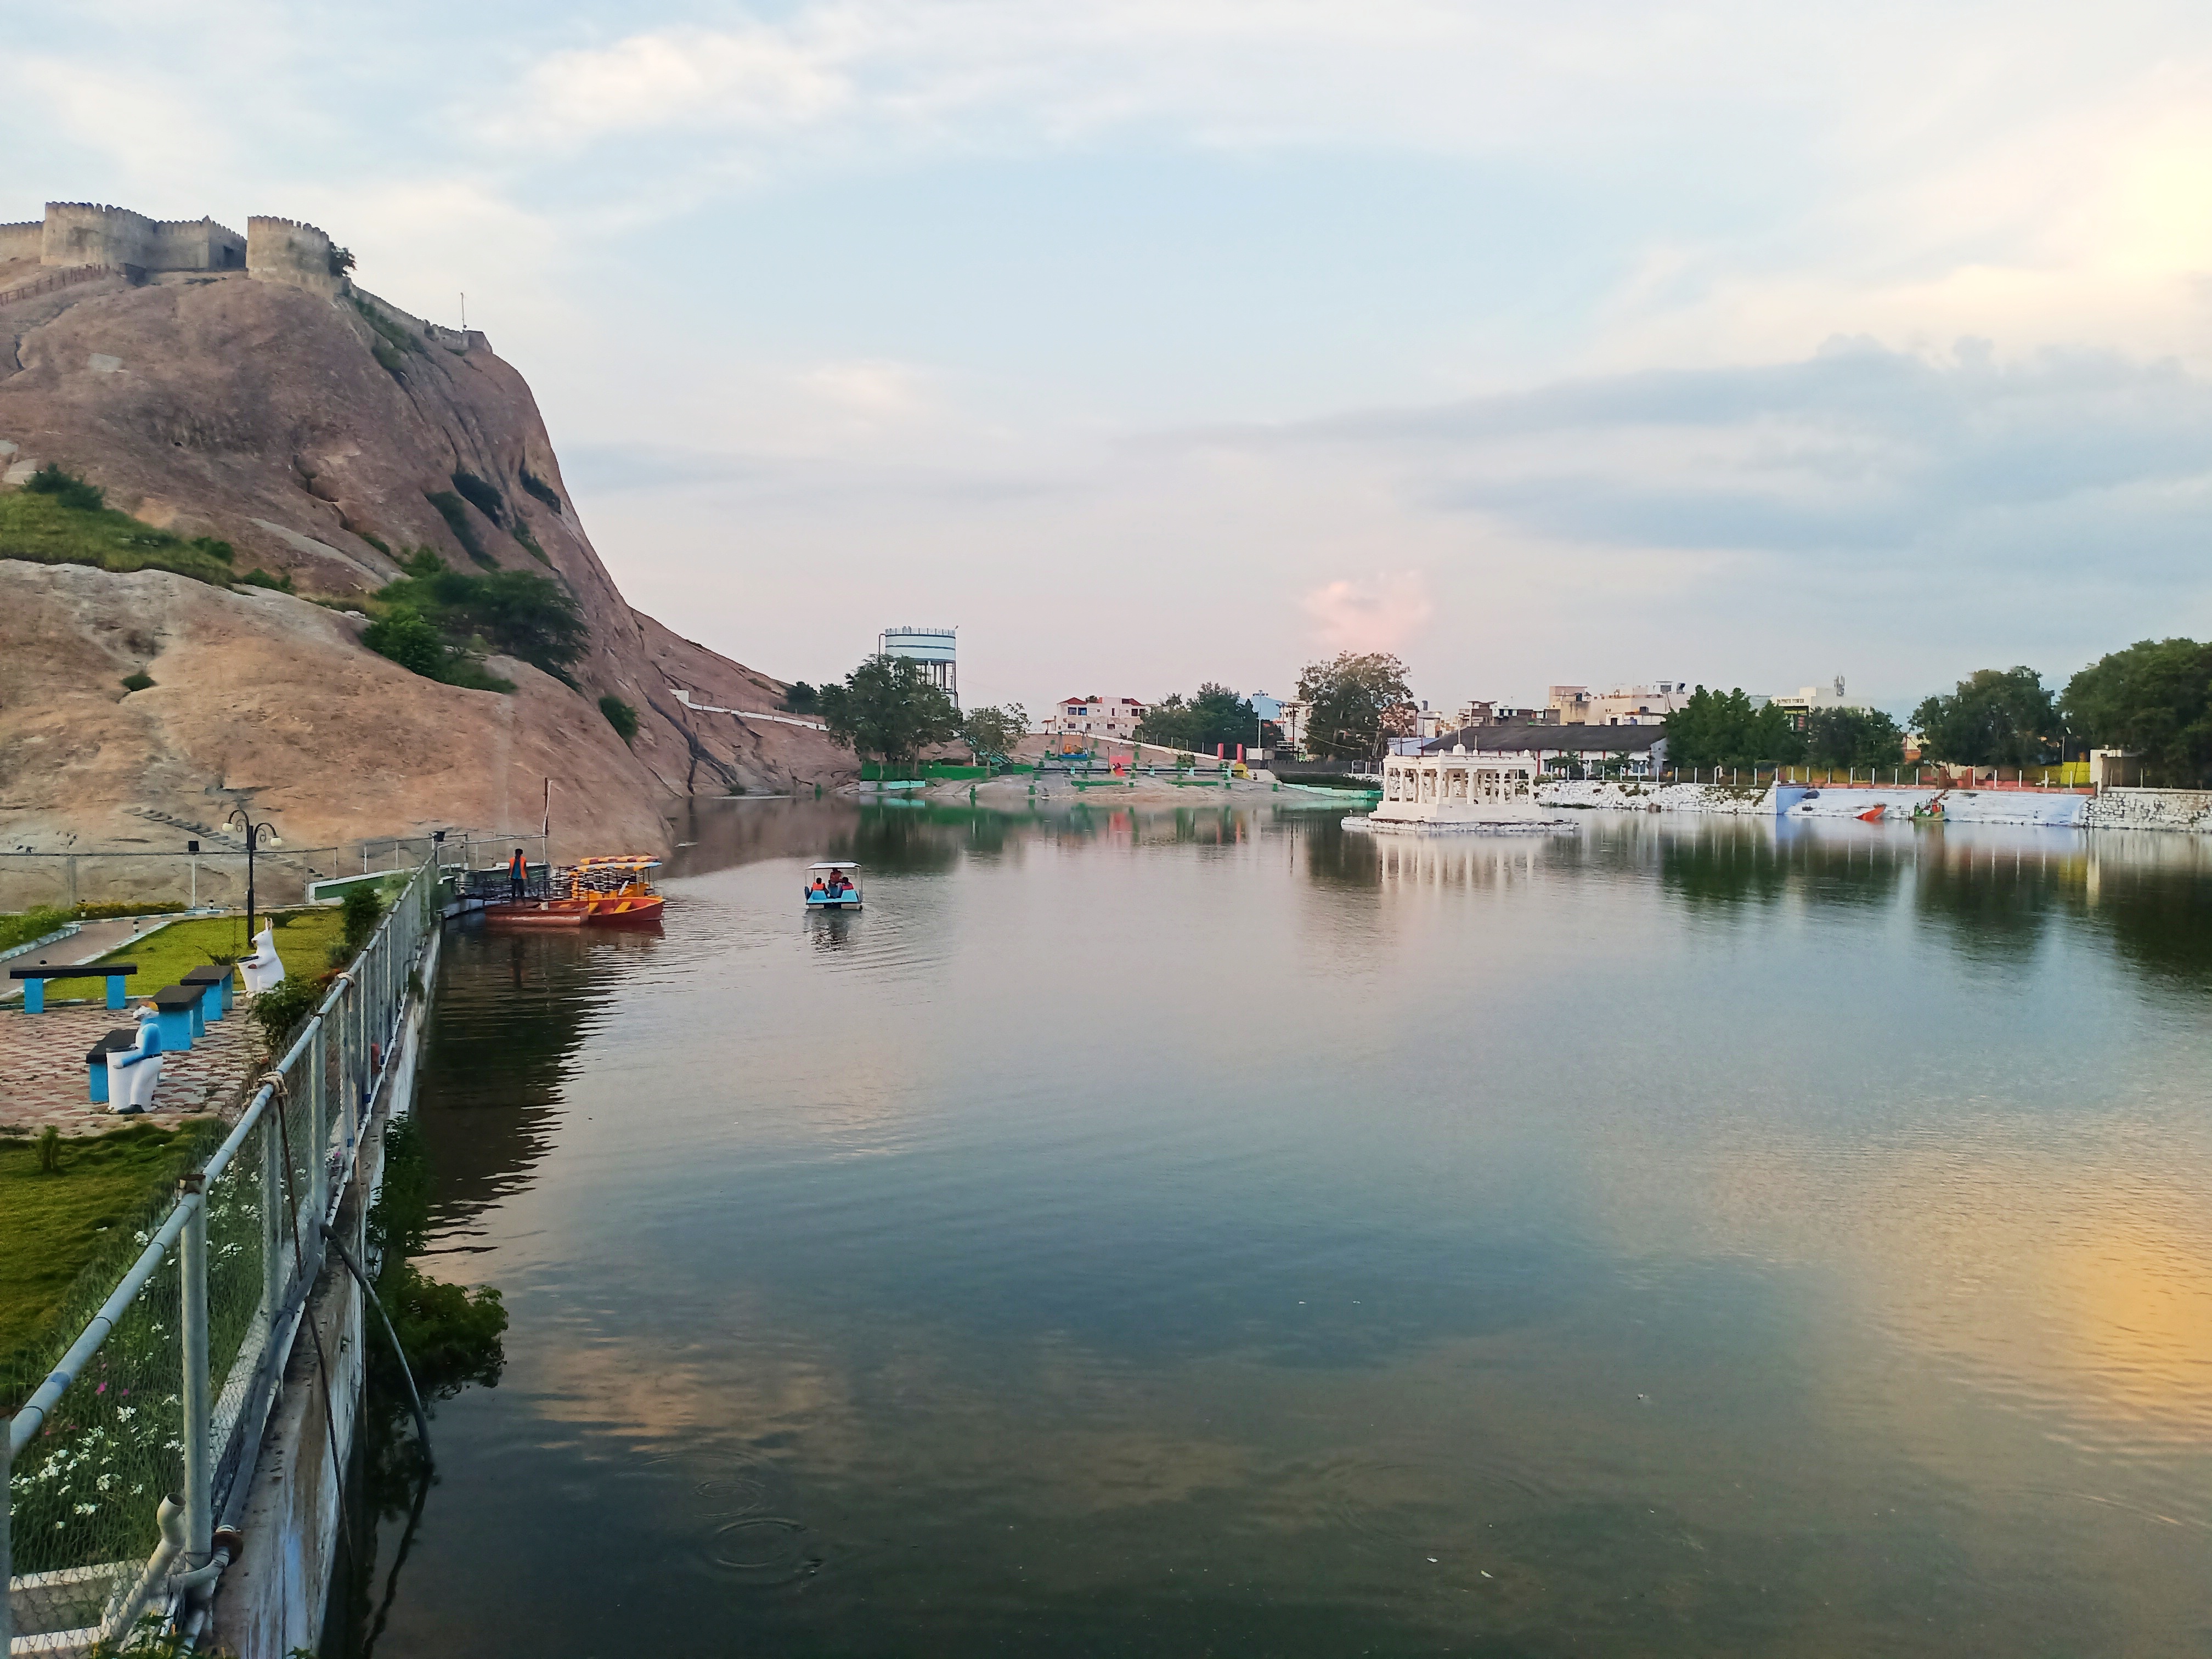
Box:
left=486, top=854, right=666, bottom=928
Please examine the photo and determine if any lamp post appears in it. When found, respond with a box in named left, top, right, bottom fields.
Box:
left=226, top=809, right=280, bottom=940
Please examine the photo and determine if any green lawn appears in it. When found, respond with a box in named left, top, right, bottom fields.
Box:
left=83, top=907, right=347, bottom=998
left=0, top=1124, right=206, bottom=1376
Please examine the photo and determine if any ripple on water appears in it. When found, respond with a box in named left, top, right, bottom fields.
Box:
left=648, top=1447, right=826, bottom=1589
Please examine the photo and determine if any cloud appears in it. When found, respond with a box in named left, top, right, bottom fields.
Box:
left=1300, top=571, right=1433, bottom=653
left=1278, top=342, right=2212, bottom=577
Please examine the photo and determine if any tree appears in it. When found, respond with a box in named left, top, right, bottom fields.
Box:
left=783, top=681, right=820, bottom=714
left=1912, top=667, right=2056, bottom=768
left=599, top=695, right=639, bottom=747
left=1294, top=653, right=1413, bottom=761
left=371, top=550, right=586, bottom=682
left=1135, top=683, right=1277, bottom=754
left=817, top=653, right=962, bottom=772
left=361, top=609, right=445, bottom=677
left=1662, top=687, right=1804, bottom=770
left=2061, top=638, right=2212, bottom=786
left=961, top=703, right=1029, bottom=764
left=1803, top=707, right=1904, bottom=769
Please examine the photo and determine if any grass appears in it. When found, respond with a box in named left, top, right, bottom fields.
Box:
left=82, top=907, right=347, bottom=998
left=0, top=489, right=240, bottom=586
left=0, top=1124, right=204, bottom=1369
left=0, top=905, right=74, bottom=953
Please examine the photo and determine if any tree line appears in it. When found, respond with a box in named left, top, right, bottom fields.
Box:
left=1663, top=640, right=2212, bottom=783
left=799, top=635, right=2212, bottom=787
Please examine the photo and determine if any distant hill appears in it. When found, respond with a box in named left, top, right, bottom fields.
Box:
left=0, top=244, right=847, bottom=862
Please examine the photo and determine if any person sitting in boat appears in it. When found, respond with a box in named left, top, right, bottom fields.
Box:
left=810, top=876, right=828, bottom=897
left=829, top=871, right=853, bottom=896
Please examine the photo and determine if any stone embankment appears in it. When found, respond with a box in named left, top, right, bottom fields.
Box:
left=1536, top=780, right=2212, bottom=832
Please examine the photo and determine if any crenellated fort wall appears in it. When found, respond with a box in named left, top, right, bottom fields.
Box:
left=0, top=221, right=42, bottom=262
left=246, top=214, right=341, bottom=298
left=33, top=203, right=247, bottom=276
left=29, top=203, right=246, bottom=276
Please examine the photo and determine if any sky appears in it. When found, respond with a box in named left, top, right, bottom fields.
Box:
left=10, top=1, right=2212, bottom=715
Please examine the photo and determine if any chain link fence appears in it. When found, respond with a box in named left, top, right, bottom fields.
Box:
left=4, top=853, right=442, bottom=1654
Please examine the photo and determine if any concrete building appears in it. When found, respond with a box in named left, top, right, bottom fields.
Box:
left=1546, top=682, right=1691, bottom=726
left=1047, top=695, right=1147, bottom=744
left=1768, top=676, right=1874, bottom=730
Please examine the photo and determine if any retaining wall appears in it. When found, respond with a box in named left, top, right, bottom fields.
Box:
left=2083, top=787, right=2212, bottom=833
left=1538, top=780, right=1774, bottom=815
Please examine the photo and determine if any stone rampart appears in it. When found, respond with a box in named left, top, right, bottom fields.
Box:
left=354, top=287, right=493, bottom=354
left=148, top=215, right=245, bottom=271
left=0, top=221, right=40, bottom=262
left=42, top=201, right=153, bottom=272
left=247, top=215, right=345, bottom=299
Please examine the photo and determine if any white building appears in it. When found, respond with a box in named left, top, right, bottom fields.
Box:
left=1768, top=676, right=1875, bottom=729
left=1546, top=682, right=1692, bottom=726
left=1047, top=695, right=1148, bottom=744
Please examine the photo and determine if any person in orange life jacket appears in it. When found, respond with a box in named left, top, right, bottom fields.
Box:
left=509, top=848, right=527, bottom=902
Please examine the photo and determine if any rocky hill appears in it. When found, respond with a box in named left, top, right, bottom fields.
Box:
left=0, top=246, right=850, bottom=864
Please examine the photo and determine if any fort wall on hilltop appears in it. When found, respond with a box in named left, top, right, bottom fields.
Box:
left=246, top=214, right=342, bottom=298
left=18, top=203, right=246, bottom=277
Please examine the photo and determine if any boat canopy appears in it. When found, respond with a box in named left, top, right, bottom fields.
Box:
left=808, top=861, right=861, bottom=870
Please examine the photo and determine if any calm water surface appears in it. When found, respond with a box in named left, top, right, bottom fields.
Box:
left=346, top=803, right=2212, bottom=1656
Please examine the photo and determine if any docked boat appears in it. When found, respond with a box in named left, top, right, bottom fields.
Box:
left=1345, top=747, right=1577, bottom=836
left=486, top=854, right=666, bottom=927
left=804, top=861, right=862, bottom=910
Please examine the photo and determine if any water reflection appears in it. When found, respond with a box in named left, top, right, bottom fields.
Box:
left=363, top=803, right=2212, bottom=1658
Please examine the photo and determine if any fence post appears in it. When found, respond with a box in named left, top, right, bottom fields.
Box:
left=309, top=1022, right=328, bottom=1232
left=2, top=1410, right=13, bottom=1657
left=180, top=1175, right=212, bottom=1570
left=261, top=1100, right=283, bottom=1324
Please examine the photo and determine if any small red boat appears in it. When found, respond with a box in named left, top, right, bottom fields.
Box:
left=486, top=855, right=665, bottom=928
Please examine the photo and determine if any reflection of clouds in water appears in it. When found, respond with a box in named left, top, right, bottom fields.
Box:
left=1584, top=1122, right=2212, bottom=1464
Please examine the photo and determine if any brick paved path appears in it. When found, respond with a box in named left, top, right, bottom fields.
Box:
left=0, top=1001, right=258, bottom=1137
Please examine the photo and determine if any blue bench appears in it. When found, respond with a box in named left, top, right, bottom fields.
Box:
left=85, top=1028, right=137, bottom=1104
left=10, top=962, right=138, bottom=1013
left=152, top=983, right=205, bottom=1051
left=180, top=964, right=234, bottom=1020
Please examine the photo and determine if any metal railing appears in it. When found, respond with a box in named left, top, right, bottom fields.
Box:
left=3, top=855, right=442, bottom=1655
left=0, top=828, right=548, bottom=914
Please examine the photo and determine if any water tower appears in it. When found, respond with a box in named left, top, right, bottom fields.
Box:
left=881, top=626, right=959, bottom=709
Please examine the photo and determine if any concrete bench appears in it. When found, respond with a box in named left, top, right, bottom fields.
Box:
left=85, top=1027, right=137, bottom=1104
left=152, top=983, right=205, bottom=1051
left=10, top=962, right=138, bottom=1013
left=180, top=963, right=234, bottom=1020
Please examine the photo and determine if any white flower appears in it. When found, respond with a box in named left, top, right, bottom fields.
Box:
left=75, top=1502, right=98, bottom=1515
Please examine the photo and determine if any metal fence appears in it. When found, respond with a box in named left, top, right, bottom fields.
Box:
left=3, top=854, right=442, bottom=1654
left=0, top=830, right=547, bottom=914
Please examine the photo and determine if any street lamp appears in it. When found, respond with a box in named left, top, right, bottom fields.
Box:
left=226, top=810, right=280, bottom=939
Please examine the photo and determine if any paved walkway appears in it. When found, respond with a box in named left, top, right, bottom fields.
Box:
left=0, top=999, right=257, bottom=1137
left=1, top=913, right=191, bottom=1003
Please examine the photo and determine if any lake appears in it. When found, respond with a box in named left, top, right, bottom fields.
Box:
left=333, top=800, right=2212, bottom=1657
